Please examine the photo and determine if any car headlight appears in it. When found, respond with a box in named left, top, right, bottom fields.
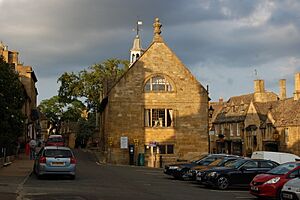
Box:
left=264, top=177, right=280, bottom=184
left=169, top=166, right=179, bottom=169
left=208, top=172, right=218, bottom=177
left=196, top=171, right=202, bottom=176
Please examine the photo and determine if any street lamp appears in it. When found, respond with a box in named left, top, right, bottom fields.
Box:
left=208, top=105, right=214, bottom=153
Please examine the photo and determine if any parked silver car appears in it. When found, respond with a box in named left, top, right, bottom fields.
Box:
left=33, top=146, right=76, bottom=179
left=281, top=177, right=300, bottom=200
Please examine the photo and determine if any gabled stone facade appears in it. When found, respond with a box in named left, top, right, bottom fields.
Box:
left=100, top=18, right=209, bottom=167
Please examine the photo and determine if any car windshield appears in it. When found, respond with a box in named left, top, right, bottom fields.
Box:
left=267, top=163, right=300, bottom=175
left=44, top=149, right=73, bottom=158
left=217, top=158, right=238, bottom=167
left=223, top=159, right=238, bottom=167
left=195, top=156, right=219, bottom=166
left=47, top=137, right=64, bottom=143
left=210, top=158, right=222, bottom=166
left=190, top=154, right=208, bottom=163
left=226, top=159, right=247, bottom=169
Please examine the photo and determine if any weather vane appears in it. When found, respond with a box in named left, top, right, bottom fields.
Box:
left=133, top=17, right=143, bottom=36
left=254, top=69, right=259, bottom=79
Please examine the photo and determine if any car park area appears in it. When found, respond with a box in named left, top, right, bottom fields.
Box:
left=163, top=152, right=300, bottom=200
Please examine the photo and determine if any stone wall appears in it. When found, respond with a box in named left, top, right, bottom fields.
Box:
left=103, top=41, right=208, bottom=167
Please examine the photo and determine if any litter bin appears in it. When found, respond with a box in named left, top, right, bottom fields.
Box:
left=138, top=153, right=145, bottom=166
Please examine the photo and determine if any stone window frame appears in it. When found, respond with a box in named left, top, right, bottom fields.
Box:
left=158, top=144, right=174, bottom=154
left=144, top=108, right=174, bottom=128
left=143, top=74, right=175, bottom=92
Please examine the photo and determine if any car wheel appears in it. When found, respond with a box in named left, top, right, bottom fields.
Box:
left=217, top=176, right=229, bottom=190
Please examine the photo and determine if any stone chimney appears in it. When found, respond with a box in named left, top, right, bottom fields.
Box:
left=254, top=79, right=265, bottom=93
left=254, top=79, right=270, bottom=102
left=294, top=73, right=300, bottom=100
left=279, top=79, right=286, bottom=100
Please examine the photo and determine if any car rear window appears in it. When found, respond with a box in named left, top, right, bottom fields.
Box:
left=47, top=137, right=64, bottom=143
left=44, top=149, right=73, bottom=158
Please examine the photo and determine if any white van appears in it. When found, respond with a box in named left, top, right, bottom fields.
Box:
left=251, top=151, right=300, bottom=164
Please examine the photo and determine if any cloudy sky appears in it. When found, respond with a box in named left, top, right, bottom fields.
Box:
left=1, top=0, right=300, bottom=104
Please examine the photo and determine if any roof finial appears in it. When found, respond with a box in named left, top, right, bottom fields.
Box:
left=153, top=18, right=163, bottom=42
left=0, top=41, right=5, bottom=50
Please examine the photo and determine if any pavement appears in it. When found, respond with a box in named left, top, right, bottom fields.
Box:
left=0, top=153, right=34, bottom=200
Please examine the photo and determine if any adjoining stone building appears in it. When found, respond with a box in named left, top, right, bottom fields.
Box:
left=211, top=79, right=278, bottom=156
left=99, top=18, right=209, bottom=167
left=0, top=41, right=39, bottom=142
left=212, top=74, right=300, bottom=157
left=244, top=74, right=300, bottom=156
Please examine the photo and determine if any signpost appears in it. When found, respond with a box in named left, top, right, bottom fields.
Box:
left=120, top=136, right=128, bottom=149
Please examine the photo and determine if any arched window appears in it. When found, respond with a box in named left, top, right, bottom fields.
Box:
left=144, top=75, right=173, bottom=92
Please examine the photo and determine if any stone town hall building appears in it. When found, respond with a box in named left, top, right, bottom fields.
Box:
left=100, top=18, right=209, bottom=167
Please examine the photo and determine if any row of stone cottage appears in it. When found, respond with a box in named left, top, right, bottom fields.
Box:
left=96, top=18, right=300, bottom=167
left=210, top=76, right=300, bottom=157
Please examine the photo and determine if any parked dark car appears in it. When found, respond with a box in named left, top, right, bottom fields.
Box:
left=164, top=154, right=208, bottom=176
left=165, top=154, right=233, bottom=180
left=250, top=162, right=300, bottom=199
left=33, top=146, right=76, bottom=179
left=200, top=158, right=279, bottom=190
left=183, top=156, right=242, bottom=181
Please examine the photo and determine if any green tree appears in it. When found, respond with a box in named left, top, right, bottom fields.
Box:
left=38, top=96, right=86, bottom=133
left=56, top=58, right=129, bottom=146
left=58, top=58, right=129, bottom=110
left=0, top=56, right=25, bottom=150
left=76, top=113, right=96, bottom=147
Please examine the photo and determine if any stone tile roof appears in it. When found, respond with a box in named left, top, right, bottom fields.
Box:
left=213, top=92, right=279, bottom=124
left=270, top=98, right=300, bottom=126
left=227, top=93, right=254, bottom=104
left=214, top=94, right=252, bottom=123
left=252, top=101, right=276, bottom=122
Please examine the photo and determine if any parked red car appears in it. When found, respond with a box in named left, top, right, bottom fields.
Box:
left=250, top=162, right=300, bottom=199
left=45, top=135, right=65, bottom=147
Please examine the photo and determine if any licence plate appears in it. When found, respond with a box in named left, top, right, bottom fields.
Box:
left=51, top=162, right=65, bottom=166
left=251, top=186, right=258, bottom=191
left=196, top=177, right=201, bottom=181
left=282, top=193, right=293, bottom=199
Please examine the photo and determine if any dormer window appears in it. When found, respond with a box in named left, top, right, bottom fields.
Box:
left=144, top=75, right=173, bottom=92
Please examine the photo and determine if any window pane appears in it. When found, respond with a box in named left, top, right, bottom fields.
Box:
left=167, top=145, right=174, bottom=154
left=158, top=145, right=166, bottom=154
left=152, top=109, right=165, bottom=127
left=144, top=80, right=151, bottom=91
left=152, top=76, right=166, bottom=91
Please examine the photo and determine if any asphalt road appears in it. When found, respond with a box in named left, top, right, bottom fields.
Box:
left=20, top=149, right=257, bottom=200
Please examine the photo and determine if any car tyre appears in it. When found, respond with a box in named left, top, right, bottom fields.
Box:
left=217, top=176, right=229, bottom=190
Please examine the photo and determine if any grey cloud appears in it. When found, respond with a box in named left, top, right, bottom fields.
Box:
left=1, top=0, right=300, bottom=102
